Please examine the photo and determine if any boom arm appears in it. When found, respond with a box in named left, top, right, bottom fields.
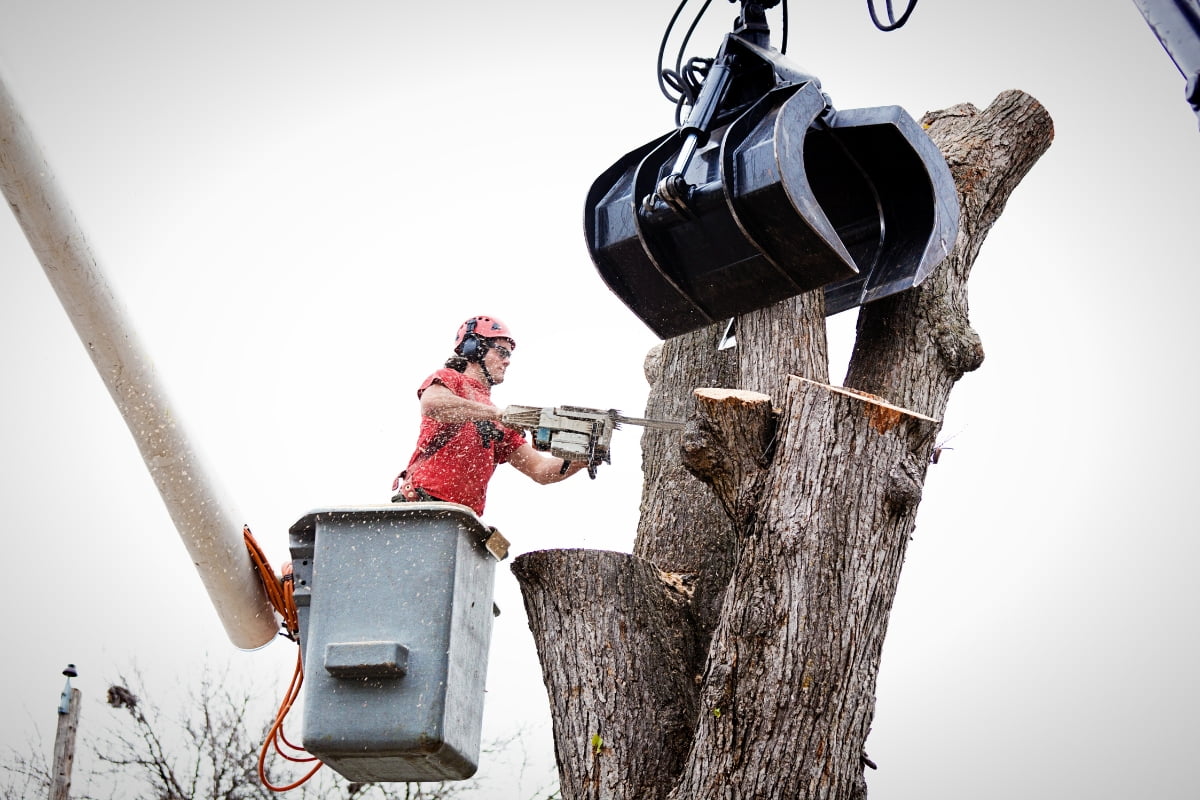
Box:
left=0, top=71, right=278, bottom=649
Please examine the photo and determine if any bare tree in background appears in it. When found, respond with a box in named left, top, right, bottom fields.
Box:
left=0, top=730, right=54, bottom=800
left=2, top=664, right=555, bottom=800
left=513, top=91, right=1054, bottom=800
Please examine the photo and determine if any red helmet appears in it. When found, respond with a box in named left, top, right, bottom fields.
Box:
left=454, top=315, right=516, bottom=359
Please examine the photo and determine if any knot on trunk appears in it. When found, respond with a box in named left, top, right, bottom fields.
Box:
left=885, top=459, right=925, bottom=512
left=934, top=314, right=985, bottom=378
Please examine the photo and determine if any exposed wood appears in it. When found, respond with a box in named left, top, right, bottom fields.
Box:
left=816, top=381, right=940, bottom=431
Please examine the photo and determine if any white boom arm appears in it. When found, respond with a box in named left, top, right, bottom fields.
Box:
left=0, top=72, right=278, bottom=649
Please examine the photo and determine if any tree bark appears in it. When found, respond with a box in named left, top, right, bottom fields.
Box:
left=511, top=550, right=700, bottom=800
left=635, top=291, right=829, bottom=647
left=670, top=379, right=939, bottom=799
left=513, top=90, right=1053, bottom=800
left=679, top=388, right=776, bottom=532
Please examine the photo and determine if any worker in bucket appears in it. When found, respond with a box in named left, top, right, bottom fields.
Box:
left=391, top=315, right=588, bottom=515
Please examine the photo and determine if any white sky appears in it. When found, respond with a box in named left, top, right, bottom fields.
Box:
left=1, top=1, right=1197, bottom=798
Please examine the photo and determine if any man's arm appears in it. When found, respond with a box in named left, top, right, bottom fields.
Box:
left=422, top=383, right=585, bottom=483
left=508, top=442, right=588, bottom=484
left=420, top=382, right=503, bottom=423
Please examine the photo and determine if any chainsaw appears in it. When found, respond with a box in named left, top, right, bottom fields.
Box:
left=501, top=405, right=684, bottom=478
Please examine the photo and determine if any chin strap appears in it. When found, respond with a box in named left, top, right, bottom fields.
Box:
left=475, top=343, right=496, bottom=386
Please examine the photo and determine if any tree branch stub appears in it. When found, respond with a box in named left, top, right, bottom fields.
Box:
left=681, top=387, right=775, bottom=530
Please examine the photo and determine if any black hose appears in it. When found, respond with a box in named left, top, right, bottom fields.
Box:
left=867, top=0, right=919, bottom=31
left=656, top=0, right=693, bottom=102
left=656, top=0, right=715, bottom=105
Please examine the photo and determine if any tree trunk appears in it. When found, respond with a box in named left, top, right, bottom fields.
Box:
left=511, top=550, right=700, bottom=798
left=513, top=90, right=1053, bottom=800
left=670, top=380, right=939, bottom=799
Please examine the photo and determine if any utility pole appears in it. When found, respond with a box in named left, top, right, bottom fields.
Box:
left=49, top=664, right=80, bottom=800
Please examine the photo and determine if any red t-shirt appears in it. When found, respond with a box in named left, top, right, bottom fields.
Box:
left=404, top=368, right=526, bottom=515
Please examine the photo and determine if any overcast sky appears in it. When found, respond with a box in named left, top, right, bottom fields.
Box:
left=1, top=1, right=1198, bottom=798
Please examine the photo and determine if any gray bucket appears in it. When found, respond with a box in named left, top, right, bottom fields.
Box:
left=289, top=504, right=497, bottom=782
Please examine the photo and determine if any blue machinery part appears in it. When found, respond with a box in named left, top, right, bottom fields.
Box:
left=584, top=4, right=959, bottom=339
left=289, top=505, right=498, bottom=782
left=1133, top=0, right=1200, bottom=125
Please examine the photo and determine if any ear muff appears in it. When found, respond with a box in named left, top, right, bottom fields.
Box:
left=457, top=319, right=484, bottom=361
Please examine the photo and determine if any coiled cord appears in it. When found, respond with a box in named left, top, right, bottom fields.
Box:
left=244, top=526, right=324, bottom=792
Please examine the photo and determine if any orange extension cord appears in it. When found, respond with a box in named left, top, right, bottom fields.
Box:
left=243, top=525, right=324, bottom=792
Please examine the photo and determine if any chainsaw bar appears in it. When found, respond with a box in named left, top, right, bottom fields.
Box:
left=611, top=412, right=685, bottom=431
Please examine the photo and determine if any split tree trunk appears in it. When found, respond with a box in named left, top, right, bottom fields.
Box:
left=513, top=90, right=1054, bottom=800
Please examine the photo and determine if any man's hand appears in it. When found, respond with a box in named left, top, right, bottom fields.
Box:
left=500, top=406, right=614, bottom=476
left=509, top=442, right=589, bottom=484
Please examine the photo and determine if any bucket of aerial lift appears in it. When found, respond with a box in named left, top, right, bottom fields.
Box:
left=289, top=504, right=497, bottom=782
left=584, top=79, right=959, bottom=339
